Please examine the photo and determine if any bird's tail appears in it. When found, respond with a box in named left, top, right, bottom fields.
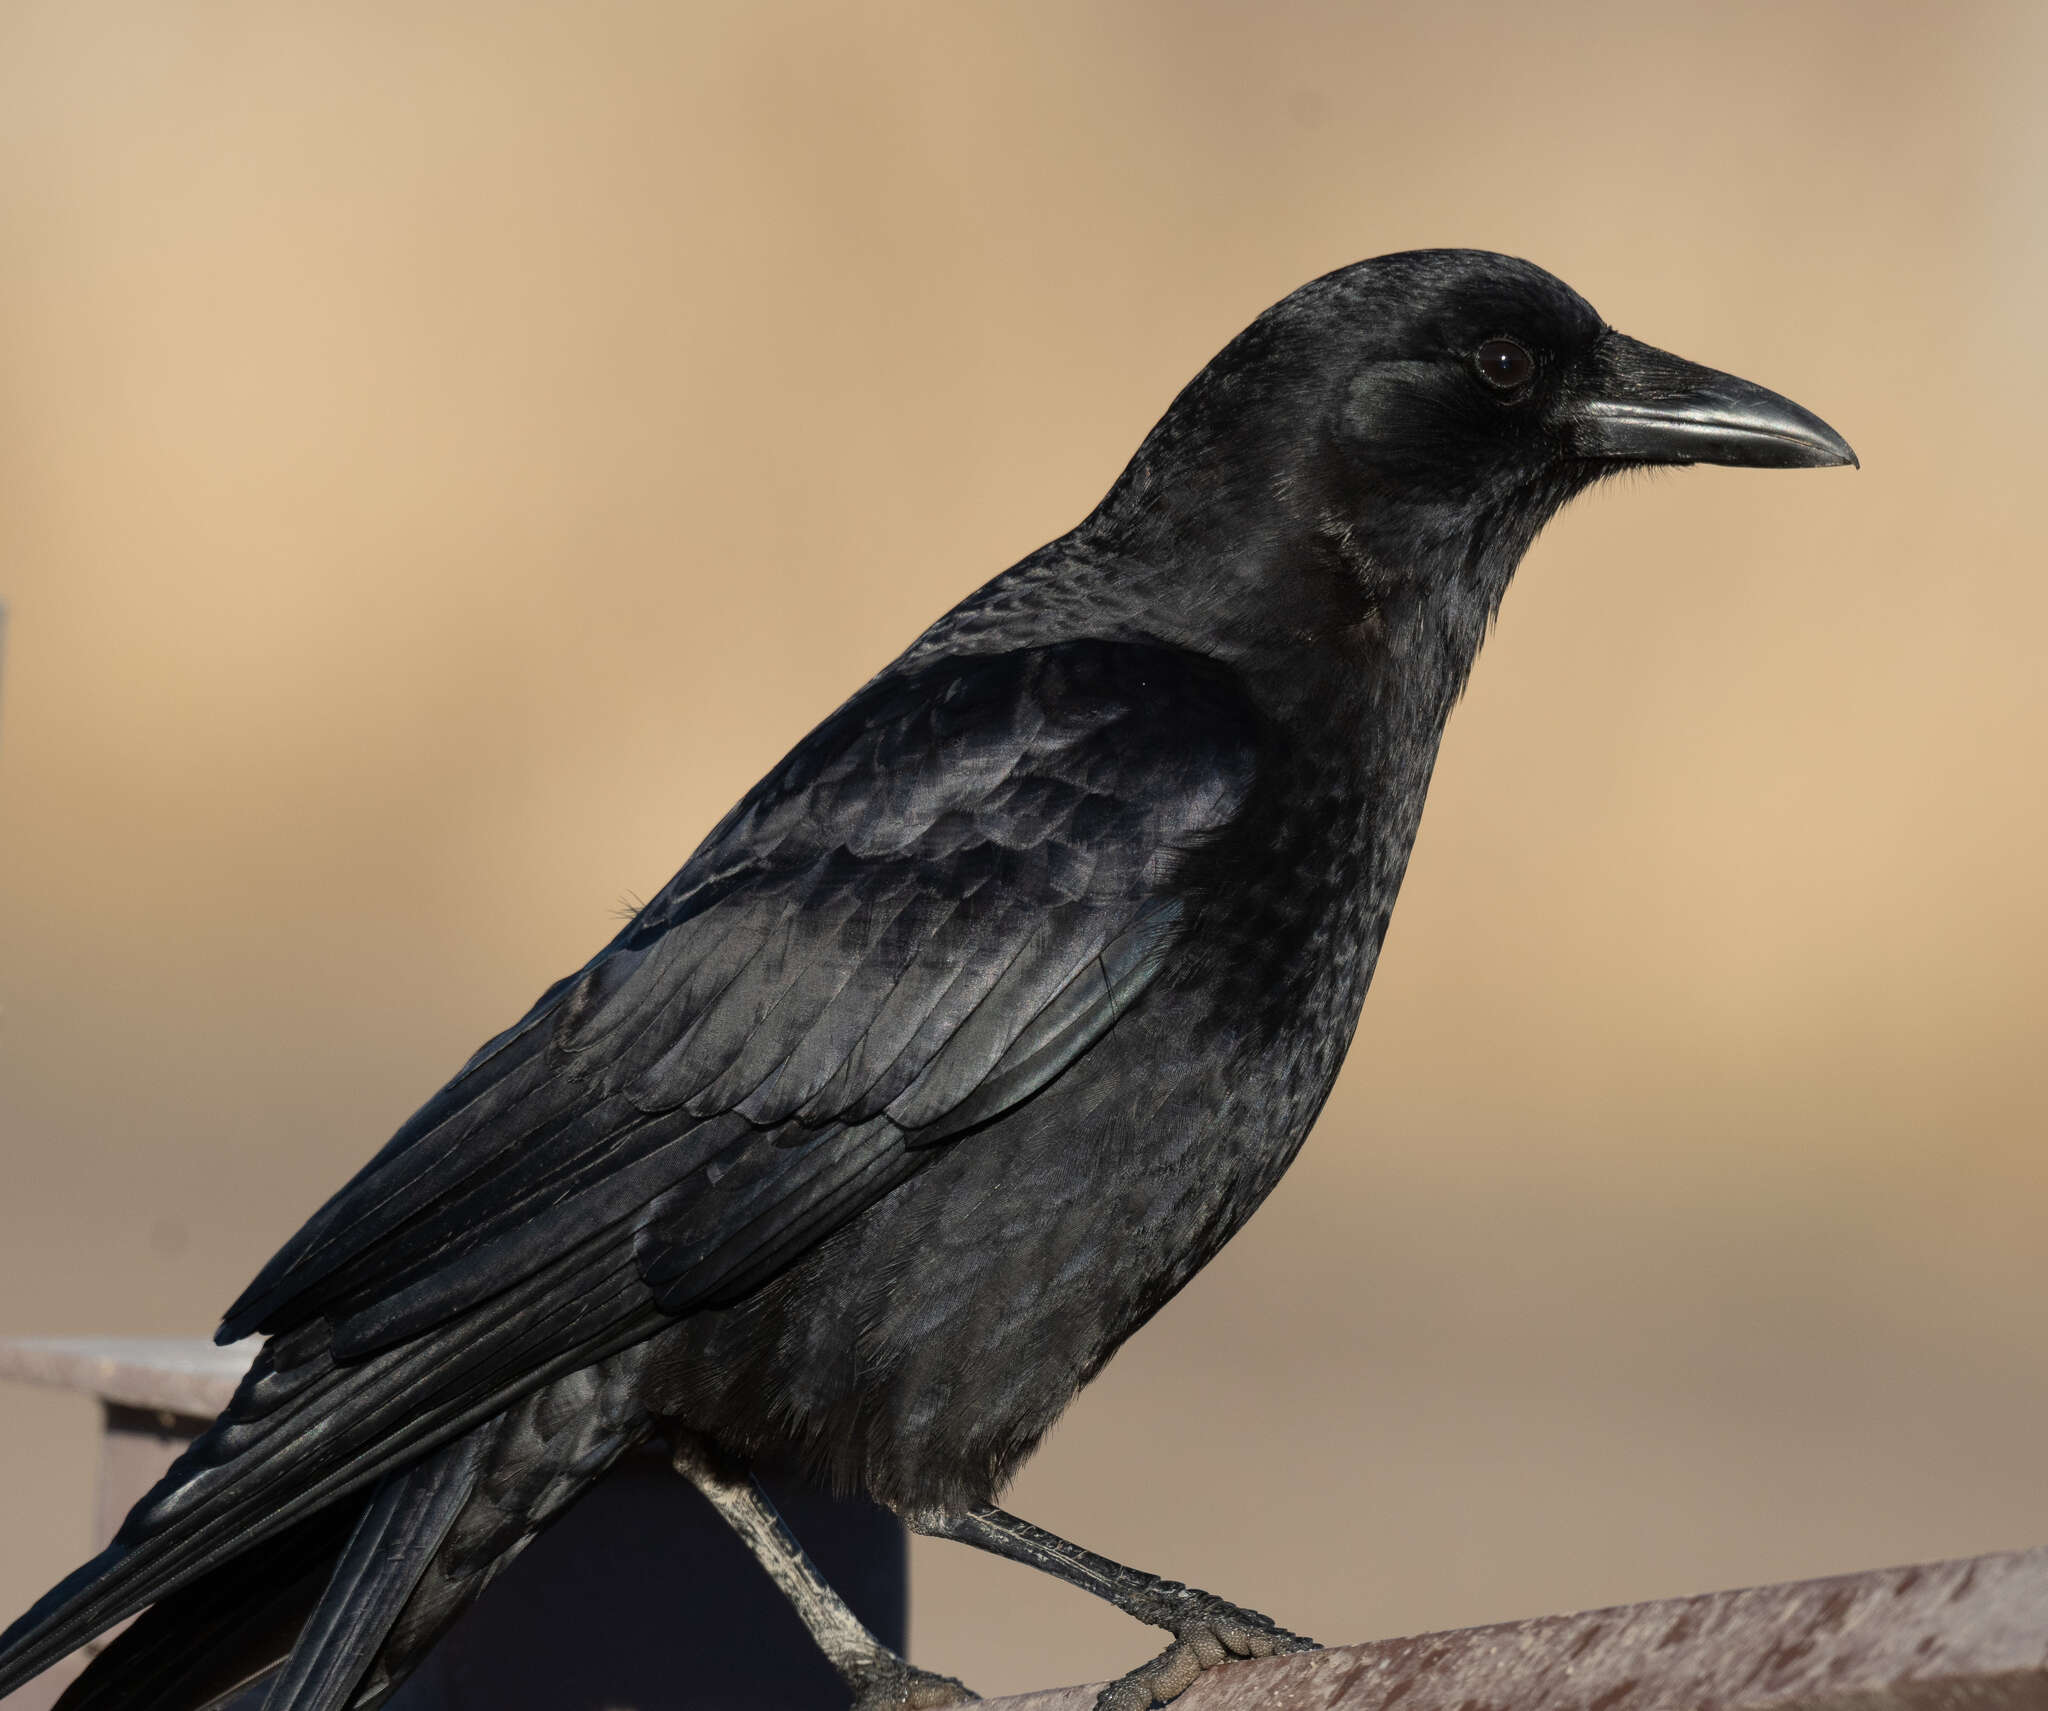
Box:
left=28, top=1356, right=650, bottom=1711
left=48, top=1498, right=365, bottom=1711
left=47, top=1426, right=489, bottom=1711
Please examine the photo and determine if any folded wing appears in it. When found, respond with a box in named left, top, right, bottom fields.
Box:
left=224, top=637, right=1259, bottom=1350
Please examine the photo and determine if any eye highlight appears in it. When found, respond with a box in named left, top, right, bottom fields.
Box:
left=1474, top=338, right=1535, bottom=391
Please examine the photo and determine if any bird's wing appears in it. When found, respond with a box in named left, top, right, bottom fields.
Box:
left=222, top=636, right=1261, bottom=1350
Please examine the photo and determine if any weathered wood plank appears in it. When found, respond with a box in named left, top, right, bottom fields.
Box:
left=984, top=1547, right=2048, bottom=1711
left=0, top=1337, right=256, bottom=1420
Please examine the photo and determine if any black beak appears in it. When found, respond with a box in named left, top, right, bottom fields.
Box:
left=1566, top=331, right=1857, bottom=470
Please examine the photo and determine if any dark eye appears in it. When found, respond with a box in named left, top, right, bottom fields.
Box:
left=1474, top=338, right=1535, bottom=390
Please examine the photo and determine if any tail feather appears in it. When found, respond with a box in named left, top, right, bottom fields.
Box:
left=0, top=1237, right=660, bottom=1701
left=257, top=1430, right=491, bottom=1711
left=54, top=1502, right=363, bottom=1711
left=29, top=1354, right=652, bottom=1711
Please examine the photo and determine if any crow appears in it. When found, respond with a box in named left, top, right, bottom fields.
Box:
left=0, top=250, right=1854, bottom=1711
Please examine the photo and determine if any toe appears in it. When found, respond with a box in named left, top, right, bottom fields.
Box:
left=850, top=1661, right=980, bottom=1710
left=1094, top=1675, right=1156, bottom=1711
left=1093, top=1639, right=1206, bottom=1711
left=1204, top=1616, right=1263, bottom=1658
left=1090, top=1599, right=1319, bottom=1711
left=1146, top=1641, right=1206, bottom=1704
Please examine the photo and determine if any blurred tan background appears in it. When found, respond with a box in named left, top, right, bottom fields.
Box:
left=1, top=0, right=2045, bottom=1697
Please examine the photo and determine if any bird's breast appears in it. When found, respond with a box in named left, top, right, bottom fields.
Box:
left=1164, top=664, right=1452, bottom=1152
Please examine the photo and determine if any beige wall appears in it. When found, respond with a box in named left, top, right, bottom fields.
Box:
left=2, top=0, right=2044, bottom=1696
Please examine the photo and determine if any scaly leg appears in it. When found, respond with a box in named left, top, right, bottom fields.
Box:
left=911, top=1505, right=1316, bottom=1711
left=667, top=1432, right=977, bottom=1711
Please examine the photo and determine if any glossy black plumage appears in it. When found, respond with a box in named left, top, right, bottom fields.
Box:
left=0, top=250, right=1854, bottom=1711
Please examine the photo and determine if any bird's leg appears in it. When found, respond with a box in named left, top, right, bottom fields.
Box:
left=910, top=1505, right=1316, bottom=1711
left=667, top=1431, right=978, bottom=1711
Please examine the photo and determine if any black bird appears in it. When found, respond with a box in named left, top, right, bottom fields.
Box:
left=0, top=250, right=1853, bottom=1711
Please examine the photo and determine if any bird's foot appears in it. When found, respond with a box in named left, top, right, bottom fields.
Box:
left=846, top=1653, right=981, bottom=1711
left=1094, top=1595, right=1317, bottom=1711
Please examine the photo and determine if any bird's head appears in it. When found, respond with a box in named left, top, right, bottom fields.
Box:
left=1088, top=249, right=1854, bottom=663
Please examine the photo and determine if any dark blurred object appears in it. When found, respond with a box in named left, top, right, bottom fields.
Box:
left=380, top=1449, right=904, bottom=1711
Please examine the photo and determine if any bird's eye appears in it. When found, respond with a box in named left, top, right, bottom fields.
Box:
left=1474, top=338, right=1535, bottom=390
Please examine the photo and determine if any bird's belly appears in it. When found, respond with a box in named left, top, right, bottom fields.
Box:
left=641, top=968, right=1359, bottom=1514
